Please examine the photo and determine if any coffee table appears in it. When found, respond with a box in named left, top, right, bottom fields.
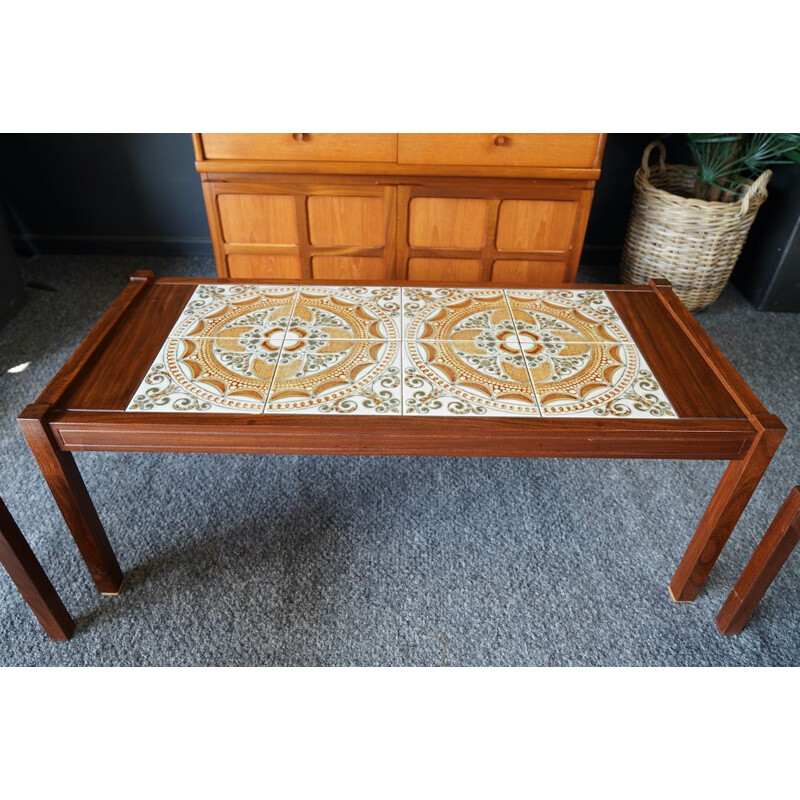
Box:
left=18, top=272, right=785, bottom=607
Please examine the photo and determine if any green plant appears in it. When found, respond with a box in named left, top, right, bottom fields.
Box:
left=678, top=133, right=800, bottom=202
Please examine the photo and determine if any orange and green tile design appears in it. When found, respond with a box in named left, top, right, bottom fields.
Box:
left=127, top=285, right=677, bottom=418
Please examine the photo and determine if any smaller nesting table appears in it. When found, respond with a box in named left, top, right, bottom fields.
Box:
left=0, top=498, right=74, bottom=641
left=716, top=486, right=800, bottom=635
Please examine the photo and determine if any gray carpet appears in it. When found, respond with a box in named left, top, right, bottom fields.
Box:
left=0, top=255, right=798, bottom=666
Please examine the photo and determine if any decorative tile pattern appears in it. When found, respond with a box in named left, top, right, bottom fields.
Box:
left=402, top=287, right=515, bottom=340
left=402, top=339, right=540, bottom=416
left=127, top=338, right=267, bottom=413
left=264, top=338, right=402, bottom=415
left=166, top=285, right=298, bottom=340
left=287, top=286, right=401, bottom=341
left=504, top=289, right=676, bottom=418
left=505, top=288, right=631, bottom=345
left=127, top=285, right=678, bottom=418
left=527, top=343, right=675, bottom=418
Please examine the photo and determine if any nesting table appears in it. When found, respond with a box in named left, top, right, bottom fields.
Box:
left=19, top=273, right=785, bottom=606
left=716, top=486, right=800, bottom=635
left=0, top=497, right=74, bottom=641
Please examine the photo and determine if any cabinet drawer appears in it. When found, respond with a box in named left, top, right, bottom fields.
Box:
left=397, top=134, right=601, bottom=168
left=200, top=133, right=397, bottom=163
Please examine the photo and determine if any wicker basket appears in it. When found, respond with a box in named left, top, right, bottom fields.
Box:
left=620, top=141, right=771, bottom=312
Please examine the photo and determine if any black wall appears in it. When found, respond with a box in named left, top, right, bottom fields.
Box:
left=731, top=162, right=800, bottom=312
left=581, top=133, right=657, bottom=264
left=0, top=133, right=211, bottom=256
left=0, top=196, right=25, bottom=329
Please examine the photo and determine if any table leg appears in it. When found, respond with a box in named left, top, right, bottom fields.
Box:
left=0, top=498, right=75, bottom=641
left=669, top=413, right=785, bottom=602
left=715, top=487, right=800, bottom=635
left=19, top=404, right=123, bottom=595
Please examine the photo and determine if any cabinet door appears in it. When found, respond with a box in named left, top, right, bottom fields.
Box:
left=204, top=181, right=396, bottom=281
left=397, top=183, right=592, bottom=284
left=495, top=200, right=578, bottom=252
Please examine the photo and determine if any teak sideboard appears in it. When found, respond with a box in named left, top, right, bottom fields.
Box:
left=193, top=133, right=606, bottom=284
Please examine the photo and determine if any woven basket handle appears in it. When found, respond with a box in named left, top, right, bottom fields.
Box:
left=740, top=169, right=772, bottom=216
left=641, top=140, right=667, bottom=176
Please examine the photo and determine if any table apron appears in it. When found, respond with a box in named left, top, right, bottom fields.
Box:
left=50, top=422, right=753, bottom=460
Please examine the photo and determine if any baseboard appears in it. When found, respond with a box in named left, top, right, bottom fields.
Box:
left=12, top=234, right=214, bottom=257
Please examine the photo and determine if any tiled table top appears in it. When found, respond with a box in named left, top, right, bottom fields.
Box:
left=126, top=285, right=678, bottom=419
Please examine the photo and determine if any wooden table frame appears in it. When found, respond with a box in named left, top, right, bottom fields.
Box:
left=18, top=272, right=785, bottom=605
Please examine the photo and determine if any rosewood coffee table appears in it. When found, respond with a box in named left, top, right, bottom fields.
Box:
left=18, top=272, right=785, bottom=607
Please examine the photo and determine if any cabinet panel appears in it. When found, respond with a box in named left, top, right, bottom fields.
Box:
left=398, top=134, right=601, bottom=168
left=495, top=200, right=578, bottom=252
left=201, top=133, right=398, bottom=163
left=407, top=258, right=482, bottom=282
left=307, top=196, right=386, bottom=246
left=312, top=257, right=388, bottom=280
left=227, top=255, right=303, bottom=279
left=218, top=194, right=298, bottom=244
left=492, top=260, right=568, bottom=283
left=207, top=181, right=397, bottom=282
left=408, top=198, right=487, bottom=249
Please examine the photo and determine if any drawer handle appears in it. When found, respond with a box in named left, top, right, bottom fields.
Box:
left=494, top=135, right=509, bottom=146
left=292, top=133, right=307, bottom=142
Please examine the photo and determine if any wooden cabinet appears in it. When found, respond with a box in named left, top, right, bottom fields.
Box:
left=193, top=133, right=605, bottom=283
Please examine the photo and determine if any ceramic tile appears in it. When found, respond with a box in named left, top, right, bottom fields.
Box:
left=402, top=339, right=541, bottom=417
left=527, top=342, right=677, bottom=418
left=263, top=338, right=402, bottom=415
left=166, top=284, right=298, bottom=340
left=289, top=286, right=401, bottom=341
left=127, top=283, right=678, bottom=419
left=505, top=288, right=630, bottom=345
left=401, top=287, right=517, bottom=342
left=126, top=338, right=267, bottom=413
